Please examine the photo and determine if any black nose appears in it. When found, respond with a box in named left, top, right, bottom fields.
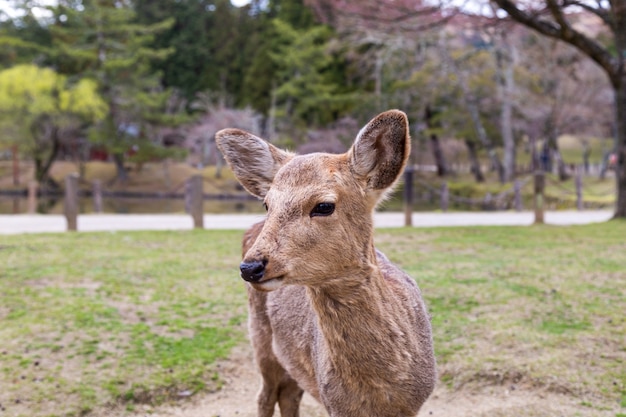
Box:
left=240, top=260, right=266, bottom=282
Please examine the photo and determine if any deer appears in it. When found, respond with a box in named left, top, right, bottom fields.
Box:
left=216, top=110, right=436, bottom=417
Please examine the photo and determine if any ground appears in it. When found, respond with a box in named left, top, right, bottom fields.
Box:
left=116, top=342, right=609, bottom=417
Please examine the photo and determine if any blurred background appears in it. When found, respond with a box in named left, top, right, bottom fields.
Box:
left=0, top=0, right=622, bottom=215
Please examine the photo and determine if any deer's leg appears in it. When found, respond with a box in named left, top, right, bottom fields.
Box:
left=248, top=286, right=298, bottom=416
left=257, top=386, right=278, bottom=417
left=254, top=360, right=303, bottom=417
left=277, top=374, right=303, bottom=417
left=255, top=359, right=282, bottom=417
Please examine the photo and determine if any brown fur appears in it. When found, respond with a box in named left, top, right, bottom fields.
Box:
left=217, top=110, right=436, bottom=417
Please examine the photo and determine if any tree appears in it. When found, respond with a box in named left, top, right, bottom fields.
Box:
left=490, top=0, right=626, bottom=217
left=241, top=0, right=323, bottom=129
left=0, top=64, right=107, bottom=187
left=439, top=38, right=506, bottom=182
left=49, top=0, right=175, bottom=183
left=514, top=33, right=612, bottom=179
left=270, top=19, right=353, bottom=130
left=134, top=0, right=257, bottom=105
left=0, top=6, right=51, bottom=68
left=489, top=25, right=517, bottom=182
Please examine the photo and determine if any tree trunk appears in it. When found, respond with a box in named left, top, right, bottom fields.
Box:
left=216, top=151, right=223, bottom=179
left=440, top=42, right=505, bottom=183
left=468, top=98, right=505, bottom=183
left=113, top=152, right=129, bottom=183
left=490, top=0, right=626, bottom=217
left=34, top=127, right=61, bottom=190
left=554, top=150, right=569, bottom=181
left=612, top=6, right=626, bottom=218
left=494, top=36, right=517, bottom=182
left=614, top=75, right=626, bottom=218
left=465, top=139, right=485, bottom=182
left=425, top=105, right=447, bottom=177
left=12, top=145, right=19, bottom=186
left=546, top=119, right=569, bottom=180
left=430, top=133, right=447, bottom=177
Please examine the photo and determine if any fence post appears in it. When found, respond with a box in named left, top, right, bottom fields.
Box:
left=533, top=171, right=544, bottom=224
left=92, top=180, right=103, bottom=213
left=514, top=179, right=522, bottom=211
left=27, top=181, right=38, bottom=214
left=403, top=168, right=414, bottom=226
left=64, top=174, right=79, bottom=231
left=575, top=168, right=583, bottom=211
left=186, top=175, right=204, bottom=229
left=440, top=181, right=449, bottom=212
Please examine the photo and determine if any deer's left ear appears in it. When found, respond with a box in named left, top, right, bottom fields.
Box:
left=216, top=129, right=293, bottom=198
left=349, top=110, right=410, bottom=191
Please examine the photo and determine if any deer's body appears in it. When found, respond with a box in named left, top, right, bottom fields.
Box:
left=217, top=110, right=436, bottom=417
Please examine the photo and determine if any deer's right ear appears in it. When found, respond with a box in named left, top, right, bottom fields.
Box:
left=349, top=110, right=410, bottom=192
left=216, top=129, right=293, bottom=198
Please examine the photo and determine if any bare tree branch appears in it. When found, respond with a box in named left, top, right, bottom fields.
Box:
left=563, top=0, right=612, bottom=26
left=490, top=0, right=619, bottom=85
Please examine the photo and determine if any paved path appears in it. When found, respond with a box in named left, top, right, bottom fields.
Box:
left=0, top=210, right=614, bottom=234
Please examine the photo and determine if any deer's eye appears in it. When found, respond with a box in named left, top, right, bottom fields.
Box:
left=263, top=202, right=268, bottom=212
left=310, top=202, right=335, bottom=217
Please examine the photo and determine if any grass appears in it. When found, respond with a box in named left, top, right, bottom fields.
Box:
left=379, top=222, right=626, bottom=414
left=0, top=230, right=247, bottom=416
left=1, top=223, right=626, bottom=416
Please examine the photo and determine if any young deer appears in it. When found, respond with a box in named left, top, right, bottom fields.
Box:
left=216, top=110, right=436, bottom=417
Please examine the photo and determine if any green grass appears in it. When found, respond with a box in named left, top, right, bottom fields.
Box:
left=378, top=222, right=626, bottom=413
left=1, top=223, right=626, bottom=416
left=0, top=230, right=247, bottom=416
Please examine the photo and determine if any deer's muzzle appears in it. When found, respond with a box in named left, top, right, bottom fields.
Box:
left=240, top=259, right=267, bottom=282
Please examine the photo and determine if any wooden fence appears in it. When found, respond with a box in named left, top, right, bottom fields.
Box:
left=61, top=175, right=206, bottom=232
left=52, top=169, right=614, bottom=231
left=401, top=168, right=614, bottom=226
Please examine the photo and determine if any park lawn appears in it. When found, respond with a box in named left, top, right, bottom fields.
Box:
left=0, top=230, right=247, bottom=416
left=380, top=222, right=626, bottom=415
left=1, top=222, right=625, bottom=416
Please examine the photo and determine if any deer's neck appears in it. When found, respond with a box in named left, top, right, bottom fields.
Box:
left=298, top=252, right=433, bottom=415
left=306, top=265, right=411, bottom=373
left=304, top=265, right=425, bottom=414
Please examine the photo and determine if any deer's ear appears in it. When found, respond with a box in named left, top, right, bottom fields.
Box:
left=349, top=110, right=410, bottom=191
left=216, top=129, right=293, bottom=198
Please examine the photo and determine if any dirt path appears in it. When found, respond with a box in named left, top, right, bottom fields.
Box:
left=122, top=342, right=612, bottom=417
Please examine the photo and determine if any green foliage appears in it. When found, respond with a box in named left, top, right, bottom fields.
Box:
left=0, top=65, right=65, bottom=116
left=0, top=9, right=52, bottom=68
left=60, top=78, right=109, bottom=121
left=0, top=64, right=107, bottom=124
left=270, top=19, right=355, bottom=127
left=134, top=0, right=232, bottom=102
left=127, top=140, right=188, bottom=166
left=47, top=0, right=177, bottom=178
left=0, top=64, right=107, bottom=162
left=397, top=47, right=501, bottom=147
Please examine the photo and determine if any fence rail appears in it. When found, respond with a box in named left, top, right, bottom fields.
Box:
left=49, top=169, right=617, bottom=231
left=401, top=168, right=615, bottom=226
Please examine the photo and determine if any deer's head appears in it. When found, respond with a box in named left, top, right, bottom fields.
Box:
left=216, top=110, right=410, bottom=291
